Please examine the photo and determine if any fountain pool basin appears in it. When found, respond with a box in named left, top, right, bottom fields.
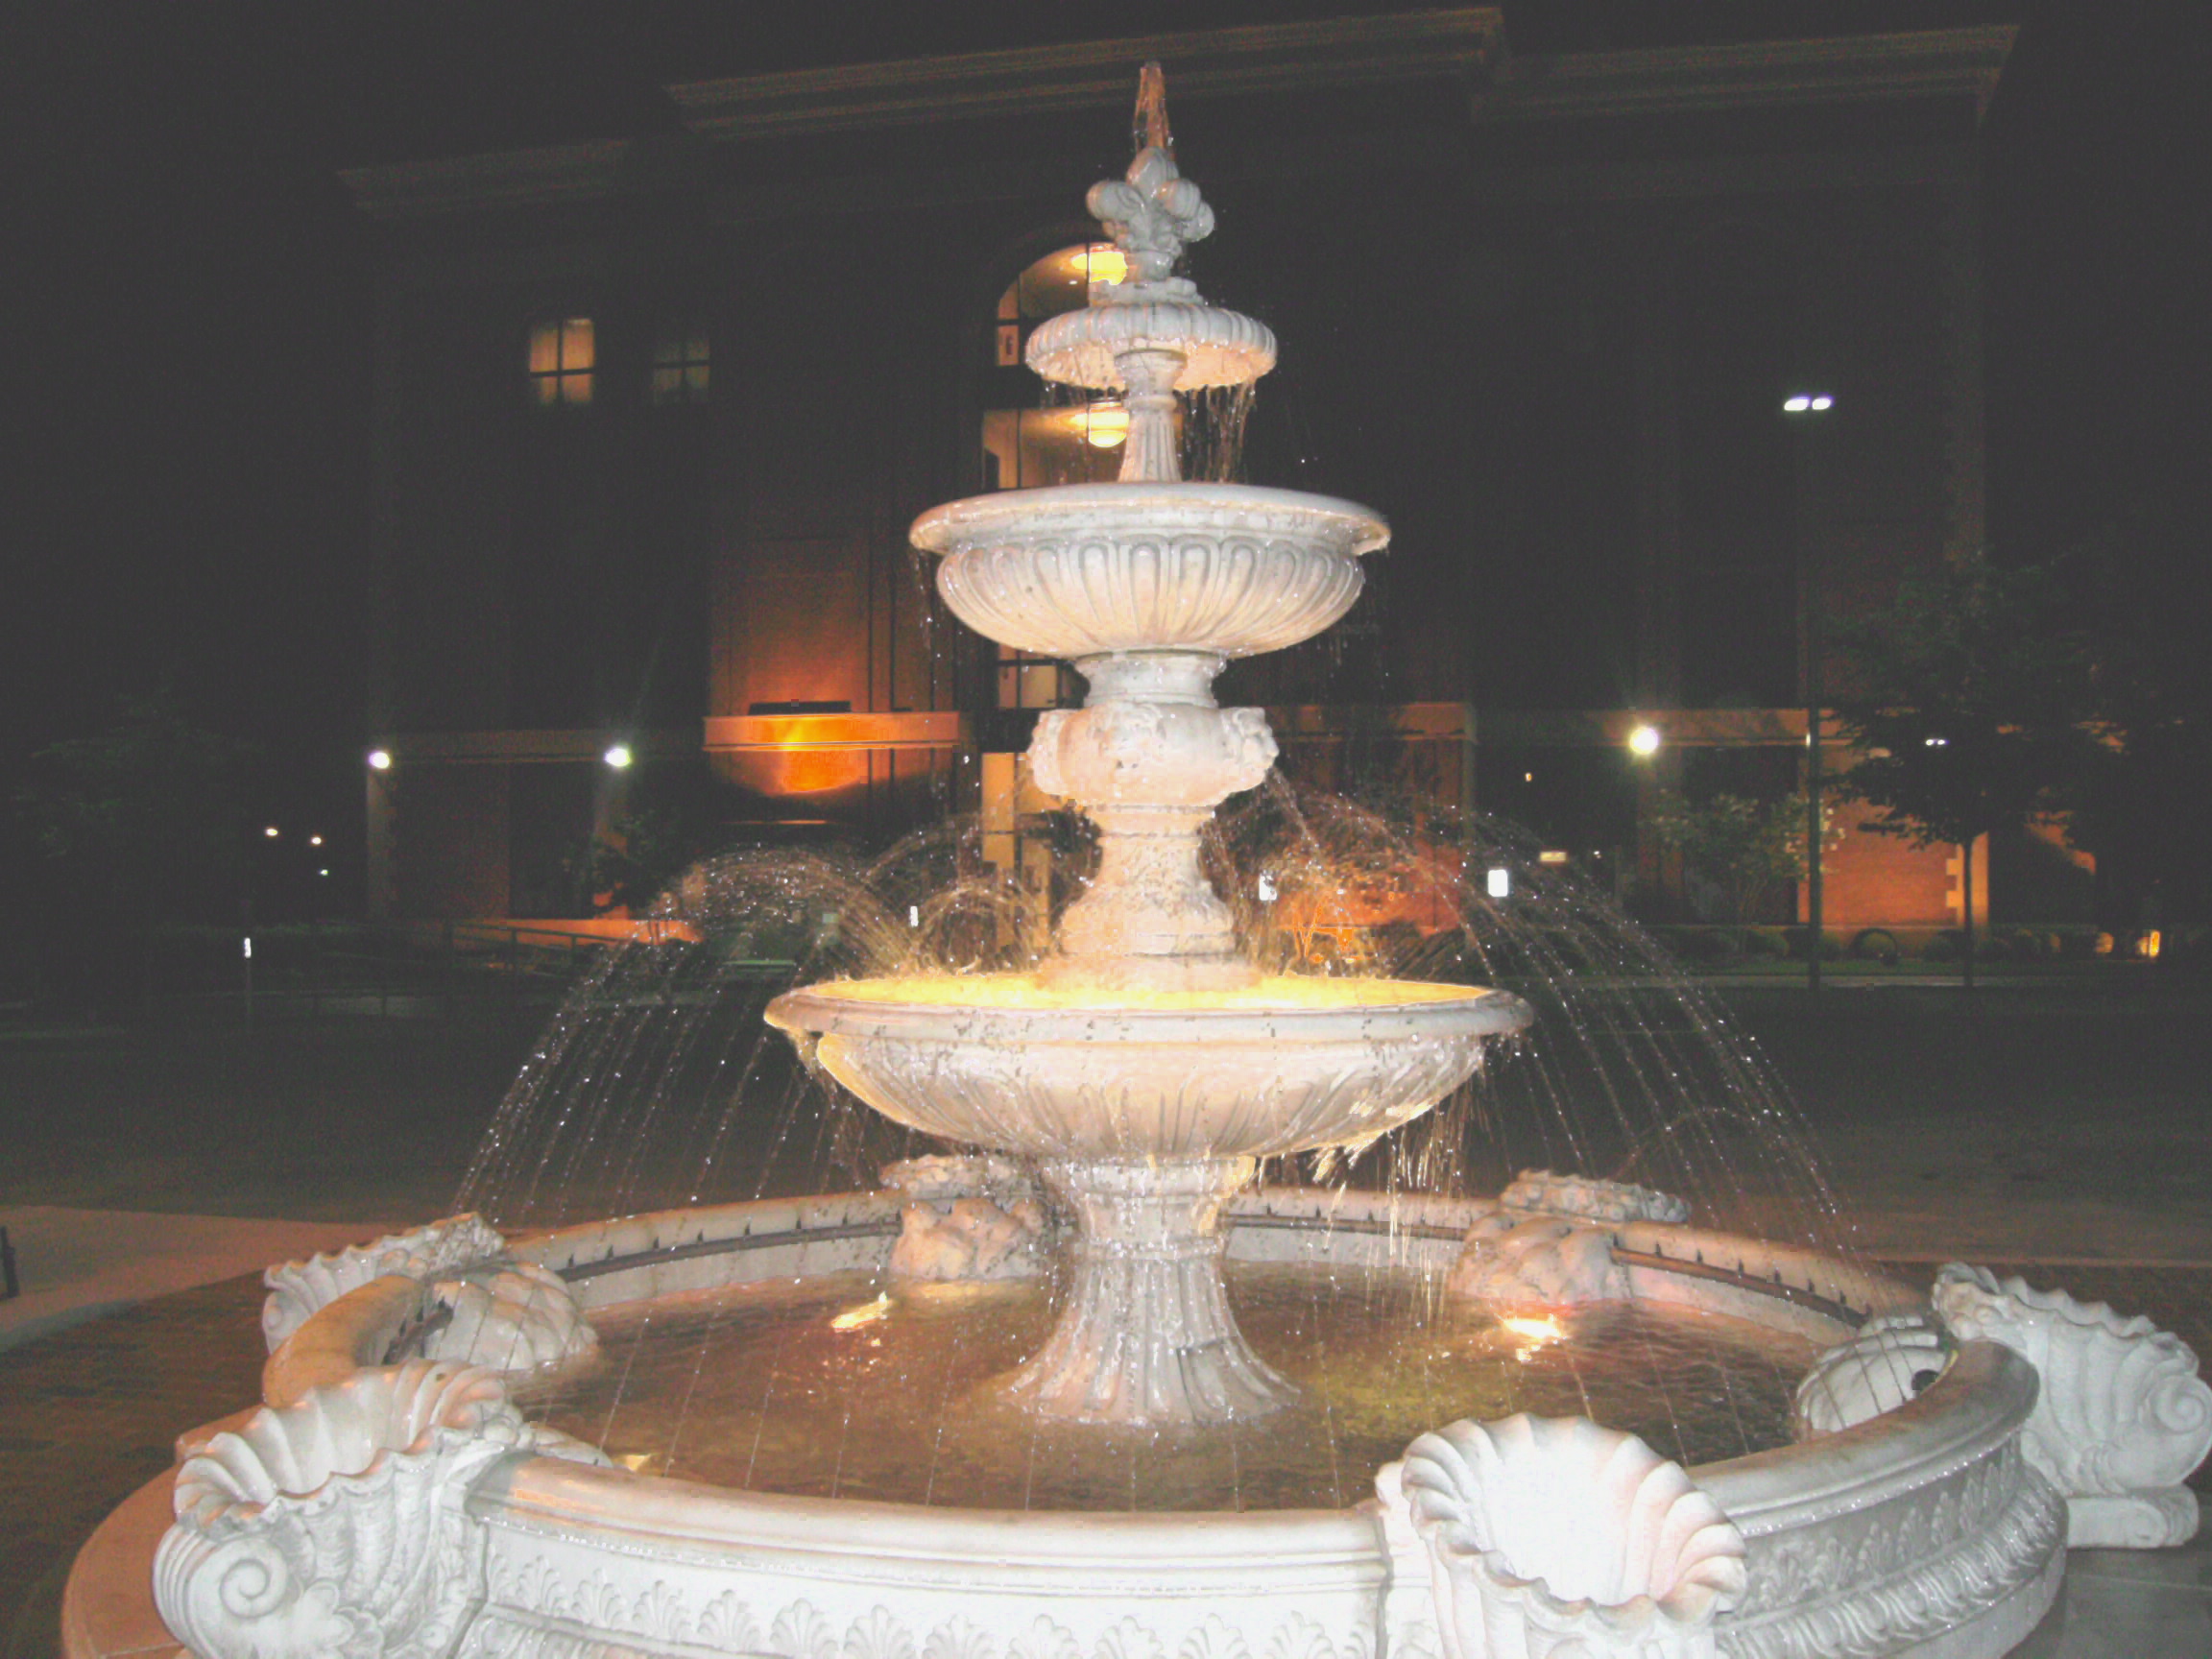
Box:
left=88, top=1187, right=2066, bottom=1659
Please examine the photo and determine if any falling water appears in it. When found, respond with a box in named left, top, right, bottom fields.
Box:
left=456, top=767, right=1859, bottom=1508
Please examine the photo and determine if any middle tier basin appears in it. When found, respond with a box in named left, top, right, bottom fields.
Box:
left=913, top=483, right=1389, bottom=661
left=764, top=975, right=1529, bottom=1163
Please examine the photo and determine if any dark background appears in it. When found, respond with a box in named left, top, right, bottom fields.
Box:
left=3, top=1, right=2207, bottom=902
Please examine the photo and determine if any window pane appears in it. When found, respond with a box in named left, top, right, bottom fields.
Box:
left=561, top=371, right=592, bottom=406
left=686, top=326, right=709, bottom=364
left=650, top=366, right=680, bottom=404
left=685, top=363, right=709, bottom=398
left=561, top=318, right=594, bottom=370
left=533, top=374, right=560, bottom=406
left=528, top=321, right=560, bottom=375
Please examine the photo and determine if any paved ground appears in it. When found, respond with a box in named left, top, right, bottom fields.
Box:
left=0, top=1207, right=398, bottom=1353
left=4, top=977, right=2210, bottom=1656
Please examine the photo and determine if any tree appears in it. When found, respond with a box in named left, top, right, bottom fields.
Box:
left=570, top=761, right=737, bottom=916
left=2056, top=509, right=2212, bottom=945
left=1649, top=789, right=1839, bottom=926
left=1829, top=553, right=2098, bottom=988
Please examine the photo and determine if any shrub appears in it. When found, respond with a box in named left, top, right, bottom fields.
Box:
left=1851, top=928, right=1901, bottom=965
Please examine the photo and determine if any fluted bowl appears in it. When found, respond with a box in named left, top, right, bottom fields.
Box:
left=765, top=974, right=1528, bottom=1164
left=913, top=484, right=1387, bottom=661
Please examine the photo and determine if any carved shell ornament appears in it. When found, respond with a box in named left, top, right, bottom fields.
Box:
left=156, top=1361, right=526, bottom=1659
left=1793, top=1312, right=1953, bottom=1437
left=1934, top=1262, right=2212, bottom=1544
left=1397, top=1414, right=1746, bottom=1659
left=260, top=1212, right=509, bottom=1350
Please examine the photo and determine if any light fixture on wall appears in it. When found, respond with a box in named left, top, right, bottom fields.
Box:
left=604, top=743, right=635, bottom=770
left=1783, top=392, right=1835, bottom=414
left=1627, top=723, right=1662, bottom=757
left=1080, top=400, right=1130, bottom=448
left=1075, top=244, right=1129, bottom=287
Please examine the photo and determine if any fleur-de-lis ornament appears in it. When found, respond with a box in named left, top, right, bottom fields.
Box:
left=1086, top=62, right=1212, bottom=299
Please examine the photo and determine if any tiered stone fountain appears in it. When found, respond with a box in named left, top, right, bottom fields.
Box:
left=70, top=70, right=2212, bottom=1659
left=765, top=72, right=1528, bottom=1428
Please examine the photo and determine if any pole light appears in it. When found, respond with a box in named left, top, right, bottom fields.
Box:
left=604, top=743, right=635, bottom=770
left=1626, top=724, right=1661, bottom=757
left=368, top=748, right=393, bottom=771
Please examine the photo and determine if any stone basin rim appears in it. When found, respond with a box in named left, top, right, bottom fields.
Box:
left=764, top=979, right=1534, bottom=1046
left=910, top=481, right=1391, bottom=556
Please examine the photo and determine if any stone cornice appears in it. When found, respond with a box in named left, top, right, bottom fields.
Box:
left=340, top=19, right=2012, bottom=223
left=1478, top=26, right=2016, bottom=126
left=667, top=11, right=1505, bottom=141
left=342, top=139, right=646, bottom=223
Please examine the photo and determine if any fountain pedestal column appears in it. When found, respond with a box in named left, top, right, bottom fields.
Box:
left=1031, top=651, right=1276, bottom=993
left=1009, top=1158, right=1294, bottom=1425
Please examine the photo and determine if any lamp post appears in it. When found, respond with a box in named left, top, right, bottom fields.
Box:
left=1787, top=391, right=1835, bottom=991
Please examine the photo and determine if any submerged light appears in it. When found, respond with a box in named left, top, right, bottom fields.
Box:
left=1502, top=1314, right=1566, bottom=1346
left=830, top=1294, right=894, bottom=1331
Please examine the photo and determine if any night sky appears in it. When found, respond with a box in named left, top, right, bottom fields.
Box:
left=4, top=2, right=2207, bottom=896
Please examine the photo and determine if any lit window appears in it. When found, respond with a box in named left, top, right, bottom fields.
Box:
left=527, top=317, right=594, bottom=407
left=651, top=320, right=709, bottom=406
left=979, top=245, right=1139, bottom=493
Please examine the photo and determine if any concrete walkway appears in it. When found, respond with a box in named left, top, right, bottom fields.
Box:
left=0, top=1206, right=397, bottom=1354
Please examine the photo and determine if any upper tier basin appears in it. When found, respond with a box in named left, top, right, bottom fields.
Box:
left=914, top=483, right=1388, bottom=661
left=765, top=974, right=1529, bottom=1163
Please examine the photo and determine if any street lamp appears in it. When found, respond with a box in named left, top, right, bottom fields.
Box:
left=1626, top=723, right=1661, bottom=757
left=1790, top=387, right=1837, bottom=990
left=604, top=743, right=635, bottom=770
left=367, top=748, right=393, bottom=771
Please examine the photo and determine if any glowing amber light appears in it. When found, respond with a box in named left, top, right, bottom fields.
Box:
left=1076, top=244, right=1128, bottom=286
left=830, top=1294, right=893, bottom=1331
left=1502, top=1314, right=1566, bottom=1344
left=1081, top=401, right=1130, bottom=448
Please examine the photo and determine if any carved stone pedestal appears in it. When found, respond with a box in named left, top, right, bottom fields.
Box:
left=1006, top=1157, right=1293, bottom=1425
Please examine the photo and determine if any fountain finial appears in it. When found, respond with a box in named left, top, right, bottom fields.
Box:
left=1027, top=67, right=1274, bottom=484
left=1088, top=105, right=1211, bottom=296
left=1134, top=60, right=1172, bottom=158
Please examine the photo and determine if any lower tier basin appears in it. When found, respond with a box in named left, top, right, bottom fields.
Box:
left=766, top=976, right=1532, bottom=1425
left=107, top=1187, right=2073, bottom=1659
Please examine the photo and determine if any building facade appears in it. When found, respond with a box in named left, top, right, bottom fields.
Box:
left=349, top=10, right=2058, bottom=938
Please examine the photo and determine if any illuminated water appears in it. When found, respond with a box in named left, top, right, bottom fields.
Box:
left=790, top=973, right=1502, bottom=1010
left=534, top=1261, right=1821, bottom=1511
